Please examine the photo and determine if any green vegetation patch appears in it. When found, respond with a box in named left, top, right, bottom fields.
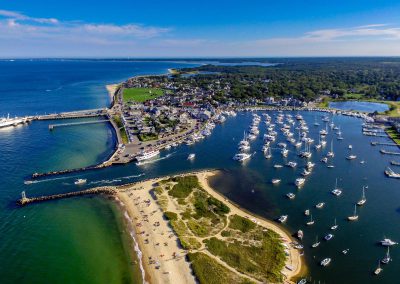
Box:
left=123, top=87, right=164, bottom=103
left=164, top=211, right=178, bottom=221
left=205, top=234, right=286, bottom=283
left=228, top=215, right=256, bottom=233
left=187, top=219, right=210, bottom=238
left=168, top=175, right=200, bottom=199
left=188, top=252, right=255, bottom=284
left=113, top=115, right=128, bottom=144
left=386, top=127, right=400, bottom=145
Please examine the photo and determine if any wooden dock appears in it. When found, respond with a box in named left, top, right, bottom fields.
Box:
left=49, top=119, right=110, bottom=130
left=17, top=187, right=117, bottom=206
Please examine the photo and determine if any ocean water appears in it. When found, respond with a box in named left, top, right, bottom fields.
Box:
left=329, top=101, right=389, bottom=113
left=1, top=60, right=399, bottom=284
left=0, top=60, right=197, bottom=284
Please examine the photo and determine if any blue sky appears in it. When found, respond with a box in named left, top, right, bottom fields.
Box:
left=1, top=0, right=400, bottom=57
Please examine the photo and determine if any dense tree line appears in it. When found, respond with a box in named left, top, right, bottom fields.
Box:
left=174, top=58, right=400, bottom=102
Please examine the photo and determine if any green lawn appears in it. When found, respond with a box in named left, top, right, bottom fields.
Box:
left=123, top=88, right=164, bottom=103
left=386, top=127, right=400, bottom=145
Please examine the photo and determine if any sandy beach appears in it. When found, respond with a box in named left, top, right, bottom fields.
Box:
left=116, top=170, right=303, bottom=284
left=106, top=84, right=118, bottom=103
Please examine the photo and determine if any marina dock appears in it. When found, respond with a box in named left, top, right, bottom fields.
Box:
left=17, top=187, right=117, bottom=206
left=49, top=119, right=110, bottom=130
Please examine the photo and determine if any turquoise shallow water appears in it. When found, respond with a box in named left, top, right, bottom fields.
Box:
left=329, top=101, right=389, bottom=113
left=1, top=60, right=399, bottom=284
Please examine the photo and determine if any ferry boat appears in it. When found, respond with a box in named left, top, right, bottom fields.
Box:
left=316, top=202, right=325, bottom=209
left=320, top=258, right=331, bottom=266
left=324, top=234, right=334, bottom=241
left=0, top=114, right=25, bottom=128
left=385, top=167, right=400, bottom=178
left=136, top=149, right=160, bottom=162
left=271, top=179, right=281, bottom=184
left=374, top=261, right=383, bottom=275
left=347, top=205, right=359, bottom=221
left=381, top=247, right=391, bottom=264
left=295, top=178, right=305, bottom=187
left=233, top=153, right=251, bottom=162
left=286, top=192, right=296, bottom=199
left=278, top=215, right=288, bottom=223
left=357, top=186, right=367, bottom=206
left=74, top=178, right=87, bottom=185
left=187, top=153, right=196, bottom=160
left=380, top=238, right=398, bottom=246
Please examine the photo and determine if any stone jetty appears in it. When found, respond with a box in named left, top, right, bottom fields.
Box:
left=17, top=187, right=117, bottom=206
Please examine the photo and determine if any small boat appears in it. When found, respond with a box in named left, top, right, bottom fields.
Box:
left=324, top=234, right=334, bottom=241
left=347, top=205, right=359, bottom=221
left=321, top=157, right=328, bottom=163
left=316, top=202, right=325, bottom=209
left=306, top=214, right=315, bottom=226
left=295, top=178, right=306, bottom=188
left=331, top=178, right=342, bottom=196
left=297, top=230, right=304, bottom=240
left=326, top=140, right=334, bottom=157
left=302, top=169, right=311, bottom=176
left=281, top=148, right=289, bottom=157
left=342, top=249, right=349, bottom=255
left=286, top=161, right=297, bottom=168
left=304, top=209, right=310, bottom=216
left=349, top=145, right=353, bottom=149
left=346, top=154, right=357, bottom=160
left=357, top=186, right=367, bottom=206
left=74, top=179, right=87, bottom=185
left=297, top=279, right=307, bottom=284
left=271, top=179, right=281, bottom=184
left=274, top=164, right=283, bottom=168
left=312, top=235, right=320, bottom=248
left=374, top=261, right=383, bottom=275
left=330, top=217, right=338, bottom=230
left=187, top=153, right=196, bottom=160
left=327, top=165, right=335, bottom=168
left=278, top=215, right=288, bottom=223
left=287, top=192, right=296, bottom=199
left=265, top=147, right=272, bottom=159
left=385, top=167, right=400, bottom=178
left=380, top=238, right=398, bottom=246
left=320, top=258, right=331, bottom=266
left=381, top=247, right=391, bottom=264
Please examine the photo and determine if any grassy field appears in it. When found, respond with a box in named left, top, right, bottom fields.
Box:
left=123, top=87, right=164, bottom=103
left=188, top=252, right=255, bottom=284
left=153, top=176, right=286, bottom=283
left=386, top=127, right=400, bottom=145
left=112, top=115, right=128, bottom=144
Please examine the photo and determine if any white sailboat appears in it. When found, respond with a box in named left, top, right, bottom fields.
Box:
left=306, top=214, right=315, bottom=226
left=330, top=218, right=338, bottom=230
left=374, top=261, right=383, bottom=275
left=312, top=235, right=320, bottom=248
left=347, top=205, right=359, bottom=221
left=381, top=247, right=391, bottom=264
left=357, top=186, right=367, bottom=206
left=327, top=140, right=334, bottom=157
left=331, top=178, right=342, bottom=196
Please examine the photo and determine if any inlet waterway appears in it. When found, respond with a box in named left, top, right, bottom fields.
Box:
left=1, top=60, right=399, bottom=284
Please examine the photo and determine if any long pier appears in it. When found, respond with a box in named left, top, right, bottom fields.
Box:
left=371, top=141, right=399, bottom=147
left=33, top=108, right=107, bottom=121
left=17, top=187, right=117, bottom=206
left=49, top=119, right=110, bottom=130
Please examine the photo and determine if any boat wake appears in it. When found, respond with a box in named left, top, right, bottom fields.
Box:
left=24, top=175, right=80, bottom=185
left=88, top=173, right=145, bottom=185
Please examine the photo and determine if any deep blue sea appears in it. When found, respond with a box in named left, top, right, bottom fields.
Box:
left=0, top=60, right=399, bottom=284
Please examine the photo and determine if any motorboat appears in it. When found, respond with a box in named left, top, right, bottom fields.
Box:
left=74, top=179, right=87, bottom=185
left=272, top=179, right=281, bottom=184
left=295, top=178, right=306, bottom=188
left=286, top=161, right=297, bottom=168
left=342, top=249, right=349, bottom=255
left=324, top=234, right=334, bottom=241
left=278, top=215, right=288, bottom=223
left=233, top=153, right=252, bottom=162
left=304, top=209, right=310, bottom=216
left=374, top=261, right=383, bottom=275
left=380, top=238, right=398, bottom=246
left=286, top=192, right=296, bottom=199
left=320, top=258, right=331, bottom=266
left=316, top=202, right=325, bottom=209
left=187, top=153, right=196, bottom=160
left=297, top=230, right=304, bottom=240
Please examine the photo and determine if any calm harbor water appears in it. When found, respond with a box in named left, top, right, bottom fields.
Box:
left=329, top=101, right=389, bottom=113
left=1, top=60, right=399, bottom=284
